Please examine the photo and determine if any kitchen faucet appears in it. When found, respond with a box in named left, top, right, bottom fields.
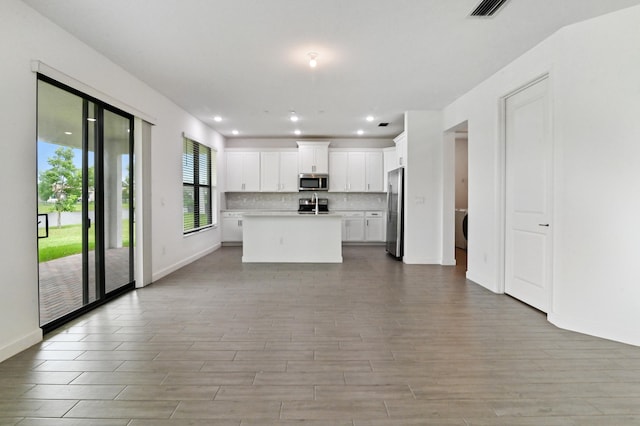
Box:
left=311, top=192, right=319, bottom=215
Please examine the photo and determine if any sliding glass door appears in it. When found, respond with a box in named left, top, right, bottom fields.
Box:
left=37, top=76, right=134, bottom=330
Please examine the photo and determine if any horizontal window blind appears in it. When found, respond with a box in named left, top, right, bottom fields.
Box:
left=183, top=137, right=213, bottom=234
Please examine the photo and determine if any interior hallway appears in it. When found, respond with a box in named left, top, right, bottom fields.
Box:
left=1, top=246, right=640, bottom=424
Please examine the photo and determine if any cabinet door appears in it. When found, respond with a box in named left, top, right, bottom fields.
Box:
left=345, top=217, right=365, bottom=241
left=222, top=217, right=243, bottom=241
left=298, top=146, right=315, bottom=173
left=313, top=146, right=329, bottom=173
left=347, top=152, right=366, bottom=192
left=394, top=133, right=406, bottom=167
left=226, top=152, right=244, bottom=191
left=365, top=151, right=384, bottom=192
left=260, top=152, right=280, bottom=192
left=329, top=152, right=348, bottom=191
left=279, top=151, right=299, bottom=192
left=243, top=152, right=261, bottom=191
left=365, top=217, right=385, bottom=241
left=383, top=148, right=396, bottom=191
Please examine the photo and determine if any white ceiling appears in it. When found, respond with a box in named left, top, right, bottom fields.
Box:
left=23, top=0, right=640, bottom=140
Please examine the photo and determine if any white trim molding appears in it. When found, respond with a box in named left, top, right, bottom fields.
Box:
left=0, top=328, right=42, bottom=363
left=31, top=60, right=157, bottom=124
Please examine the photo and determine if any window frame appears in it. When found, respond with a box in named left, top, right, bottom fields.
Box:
left=182, top=136, right=214, bottom=234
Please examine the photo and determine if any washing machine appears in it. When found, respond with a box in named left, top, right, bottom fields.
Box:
left=455, top=209, right=467, bottom=249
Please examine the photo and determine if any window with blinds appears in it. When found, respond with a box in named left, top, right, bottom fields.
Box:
left=183, top=137, right=215, bottom=234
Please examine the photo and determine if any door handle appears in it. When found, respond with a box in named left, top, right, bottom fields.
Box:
left=37, top=213, right=49, bottom=239
left=538, top=223, right=550, bottom=227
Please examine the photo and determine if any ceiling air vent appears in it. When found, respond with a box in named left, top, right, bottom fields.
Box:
left=470, top=0, right=510, bottom=17
left=378, top=122, right=389, bottom=127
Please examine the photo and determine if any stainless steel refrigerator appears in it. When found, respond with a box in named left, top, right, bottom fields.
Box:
left=386, top=167, right=404, bottom=259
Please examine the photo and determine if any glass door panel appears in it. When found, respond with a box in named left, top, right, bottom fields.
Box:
left=37, top=80, right=88, bottom=325
left=103, top=109, right=133, bottom=294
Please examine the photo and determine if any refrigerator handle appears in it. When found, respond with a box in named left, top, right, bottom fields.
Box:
left=387, top=184, right=393, bottom=222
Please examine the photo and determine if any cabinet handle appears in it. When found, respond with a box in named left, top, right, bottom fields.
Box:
left=242, top=183, right=245, bottom=190
left=238, top=219, right=242, bottom=227
left=312, top=165, right=316, bottom=172
left=366, top=220, right=369, bottom=226
left=367, top=183, right=370, bottom=191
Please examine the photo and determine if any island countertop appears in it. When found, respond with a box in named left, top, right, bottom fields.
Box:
left=242, top=211, right=342, bottom=217
left=241, top=212, right=343, bottom=263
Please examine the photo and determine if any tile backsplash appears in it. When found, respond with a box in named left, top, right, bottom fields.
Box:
left=225, top=192, right=387, bottom=211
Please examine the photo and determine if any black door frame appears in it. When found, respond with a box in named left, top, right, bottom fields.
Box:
left=37, top=74, right=135, bottom=333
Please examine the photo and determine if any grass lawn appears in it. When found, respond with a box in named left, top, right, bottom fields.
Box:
left=38, top=220, right=130, bottom=262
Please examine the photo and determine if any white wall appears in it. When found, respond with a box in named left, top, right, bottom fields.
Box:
left=403, top=111, right=444, bottom=264
left=443, top=5, right=640, bottom=346
left=0, top=0, right=224, bottom=360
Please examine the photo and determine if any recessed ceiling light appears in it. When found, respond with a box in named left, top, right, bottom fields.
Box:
left=64, top=131, right=72, bottom=135
left=366, top=115, right=374, bottom=122
left=232, top=130, right=239, bottom=135
left=294, top=129, right=301, bottom=136
left=290, top=112, right=299, bottom=122
left=307, top=52, right=318, bottom=68
left=213, top=116, right=222, bottom=122
left=357, top=130, right=364, bottom=136
left=87, top=118, right=96, bottom=122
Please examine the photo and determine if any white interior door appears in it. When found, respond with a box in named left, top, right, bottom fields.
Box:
left=505, top=77, right=552, bottom=312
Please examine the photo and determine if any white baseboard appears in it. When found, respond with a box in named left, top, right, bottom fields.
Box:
left=0, top=328, right=43, bottom=363
left=152, top=244, right=221, bottom=282
left=465, top=271, right=501, bottom=293
left=548, top=312, right=640, bottom=347
left=441, top=257, right=456, bottom=266
left=402, top=257, right=441, bottom=265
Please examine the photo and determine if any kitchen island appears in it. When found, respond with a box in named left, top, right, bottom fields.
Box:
left=242, top=212, right=342, bottom=263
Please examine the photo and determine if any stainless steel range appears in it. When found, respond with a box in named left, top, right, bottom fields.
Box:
left=298, top=197, right=329, bottom=214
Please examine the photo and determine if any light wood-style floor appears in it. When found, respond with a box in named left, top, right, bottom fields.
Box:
left=2, top=246, right=640, bottom=425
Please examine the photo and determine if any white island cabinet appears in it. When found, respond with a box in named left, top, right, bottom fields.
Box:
left=242, top=212, right=342, bottom=263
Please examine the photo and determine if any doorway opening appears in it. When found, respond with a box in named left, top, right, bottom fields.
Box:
left=37, top=75, right=135, bottom=331
left=454, top=129, right=468, bottom=270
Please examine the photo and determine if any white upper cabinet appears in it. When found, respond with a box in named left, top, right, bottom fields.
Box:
left=226, top=151, right=260, bottom=192
left=329, top=151, right=348, bottom=191
left=393, top=132, right=406, bottom=167
left=260, top=152, right=280, bottom=192
left=260, top=151, right=298, bottom=192
left=297, top=141, right=329, bottom=173
left=330, top=149, right=383, bottom=192
left=365, top=151, right=383, bottom=192
left=279, top=151, right=299, bottom=192
left=383, top=147, right=396, bottom=191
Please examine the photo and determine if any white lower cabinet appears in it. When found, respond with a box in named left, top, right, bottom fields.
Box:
left=365, top=211, right=385, bottom=242
left=222, top=212, right=244, bottom=242
left=337, top=211, right=365, bottom=242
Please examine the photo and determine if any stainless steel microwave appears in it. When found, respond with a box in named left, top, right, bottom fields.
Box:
left=299, top=173, right=329, bottom=191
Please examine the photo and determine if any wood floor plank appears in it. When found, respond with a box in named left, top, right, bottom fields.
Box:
left=1, top=246, right=639, bottom=423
